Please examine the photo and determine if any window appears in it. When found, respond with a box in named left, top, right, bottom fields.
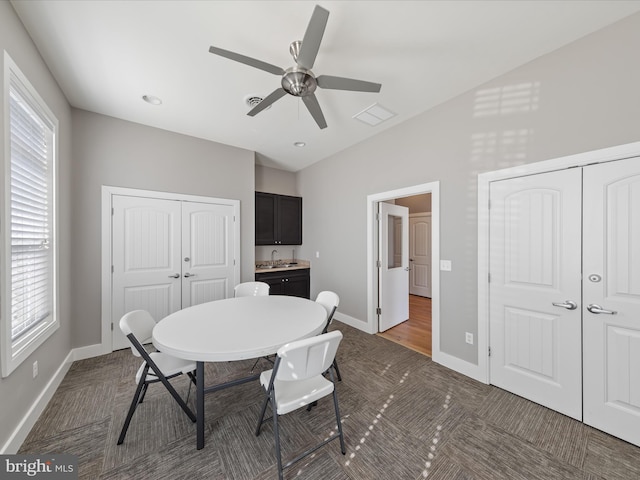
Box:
left=2, top=52, right=58, bottom=377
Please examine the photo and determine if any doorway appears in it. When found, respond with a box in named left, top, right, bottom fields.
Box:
left=366, top=182, right=440, bottom=359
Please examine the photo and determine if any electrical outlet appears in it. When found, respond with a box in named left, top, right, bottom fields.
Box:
left=32, top=360, right=38, bottom=378
left=315, top=251, right=320, bottom=258
left=440, top=260, right=452, bottom=271
left=465, top=332, right=474, bottom=345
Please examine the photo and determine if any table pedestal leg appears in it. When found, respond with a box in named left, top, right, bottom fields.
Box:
left=197, top=361, right=205, bottom=449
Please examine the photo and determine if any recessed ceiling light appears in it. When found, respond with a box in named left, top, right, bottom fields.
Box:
left=142, top=95, right=162, bottom=105
left=294, top=142, right=306, bottom=148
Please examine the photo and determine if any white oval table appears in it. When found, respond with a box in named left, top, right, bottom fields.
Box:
left=153, top=295, right=327, bottom=449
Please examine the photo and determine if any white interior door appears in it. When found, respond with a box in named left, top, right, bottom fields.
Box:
left=409, top=213, right=431, bottom=297
left=112, top=196, right=182, bottom=350
left=379, top=203, right=409, bottom=332
left=181, top=201, right=235, bottom=306
left=583, top=157, right=640, bottom=446
left=489, top=169, right=583, bottom=419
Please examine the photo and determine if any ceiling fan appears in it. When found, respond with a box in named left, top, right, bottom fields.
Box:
left=208, top=4, right=381, bottom=129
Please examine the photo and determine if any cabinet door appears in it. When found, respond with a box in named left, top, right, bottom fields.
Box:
left=285, top=273, right=310, bottom=298
left=278, top=195, right=302, bottom=245
left=255, top=192, right=277, bottom=245
left=255, top=269, right=309, bottom=298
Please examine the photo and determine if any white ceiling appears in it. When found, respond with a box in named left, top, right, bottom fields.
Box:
left=11, top=1, right=640, bottom=171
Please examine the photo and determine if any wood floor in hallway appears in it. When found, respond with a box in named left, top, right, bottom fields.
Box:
left=378, top=294, right=431, bottom=356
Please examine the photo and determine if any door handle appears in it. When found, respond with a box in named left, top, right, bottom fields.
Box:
left=552, top=300, right=577, bottom=310
left=587, top=304, right=617, bottom=315
left=184, top=273, right=196, bottom=278
left=168, top=273, right=180, bottom=278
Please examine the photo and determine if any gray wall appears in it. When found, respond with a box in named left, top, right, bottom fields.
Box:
left=0, top=1, right=73, bottom=449
left=71, top=109, right=255, bottom=347
left=297, top=12, right=640, bottom=364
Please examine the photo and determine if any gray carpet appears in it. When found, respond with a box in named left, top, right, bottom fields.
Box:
left=19, top=323, right=640, bottom=479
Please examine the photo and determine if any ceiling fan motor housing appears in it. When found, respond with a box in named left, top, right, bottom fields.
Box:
left=281, top=66, right=317, bottom=97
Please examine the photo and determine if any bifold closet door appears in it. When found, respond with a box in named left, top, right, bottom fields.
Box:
left=112, top=196, right=237, bottom=350
left=583, top=156, right=640, bottom=447
left=489, top=168, right=583, bottom=420
left=112, top=196, right=182, bottom=350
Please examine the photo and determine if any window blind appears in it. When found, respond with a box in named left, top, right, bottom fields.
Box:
left=9, top=80, right=54, bottom=341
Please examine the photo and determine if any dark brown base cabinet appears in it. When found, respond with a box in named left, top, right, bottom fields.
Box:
left=255, top=269, right=310, bottom=299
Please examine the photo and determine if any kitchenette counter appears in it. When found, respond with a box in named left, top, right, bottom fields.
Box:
left=255, top=259, right=310, bottom=274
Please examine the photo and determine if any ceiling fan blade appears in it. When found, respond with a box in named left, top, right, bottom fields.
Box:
left=209, top=46, right=285, bottom=76
left=296, top=5, right=329, bottom=70
left=316, top=75, right=382, bottom=93
left=247, top=88, right=287, bottom=116
left=302, top=93, right=327, bottom=129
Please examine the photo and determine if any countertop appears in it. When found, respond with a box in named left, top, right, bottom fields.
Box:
left=255, top=259, right=310, bottom=274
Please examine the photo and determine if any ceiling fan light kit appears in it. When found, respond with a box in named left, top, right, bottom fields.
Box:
left=209, top=4, right=381, bottom=129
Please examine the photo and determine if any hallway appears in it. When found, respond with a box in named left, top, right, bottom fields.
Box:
left=378, top=295, right=432, bottom=356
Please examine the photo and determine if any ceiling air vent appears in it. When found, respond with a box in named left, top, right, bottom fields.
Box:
left=245, top=95, right=271, bottom=110
left=353, top=103, right=396, bottom=126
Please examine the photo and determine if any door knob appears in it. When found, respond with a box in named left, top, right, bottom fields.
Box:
left=184, top=273, right=196, bottom=278
left=168, top=273, right=180, bottom=278
left=587, top=304, right=617, bottom=315
left=552, top=300, right=577, bottom=310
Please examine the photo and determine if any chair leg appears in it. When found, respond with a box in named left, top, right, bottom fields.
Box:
left=270, top=389, right=284, bottom=480
left=333, top=359, right=342, bottom=382
left=249, top=357, right=261, bottom=373
left=117, top=375, right=148, bottom=445
left=330, top=369, right=346, bottom=455
left=185, top=372, right=196, bottom=404
left=255, top=390, right=270, bottom=436
left=160, top=375, right=197, bottom=423
left=332, top=388, right=346, bottom=454
left=138, top=382, right=149, bottom=404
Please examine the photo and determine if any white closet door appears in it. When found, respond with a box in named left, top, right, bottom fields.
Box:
left=112, top=196, right=182, bottom=350
left=489, top=168, right=583, bottom=419
left=181, top=201, right=235, bottom=306
left=583, top=157, right=640, bottom=445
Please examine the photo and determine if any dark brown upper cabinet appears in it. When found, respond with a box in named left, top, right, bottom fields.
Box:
left=255, top=192, right=302, bottom=245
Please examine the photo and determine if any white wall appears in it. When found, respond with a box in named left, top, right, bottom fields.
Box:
left=297, top=12, right=640, bottom=364
left=0, top=0, right=73, bottom=451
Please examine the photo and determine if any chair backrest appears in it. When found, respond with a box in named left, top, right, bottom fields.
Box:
left=275, top=330, right=343, bottom=382
left=315, top=291, right=339, bottom=331
left=119, top=310, right=156, bottom=357
left=234, top=281, right=270, bottom=297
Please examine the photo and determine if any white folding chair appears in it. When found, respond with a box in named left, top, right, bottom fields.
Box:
left=255, top=331, right=346, bottom=479
left=234, top=281, right=270, bottom=297
left=117, top=310, right=197, bottom=445
left=315, top=291, right=342, bottom=381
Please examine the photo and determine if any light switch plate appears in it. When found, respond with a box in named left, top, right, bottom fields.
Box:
left=440, top=260, right=452, bottom=271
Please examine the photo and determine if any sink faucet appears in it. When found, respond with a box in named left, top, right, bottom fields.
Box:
left=271, top=249, right=278, bottom=265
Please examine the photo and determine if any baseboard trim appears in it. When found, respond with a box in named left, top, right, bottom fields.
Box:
left=1, top=343, right=105, bottom=454
left=334, top=313, right=373, bottom=334
left=72, top=343, right=105, bottom=361
left=433, top=350, right=487, bottom=384
left=1, top=351, right=73, bottom=454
